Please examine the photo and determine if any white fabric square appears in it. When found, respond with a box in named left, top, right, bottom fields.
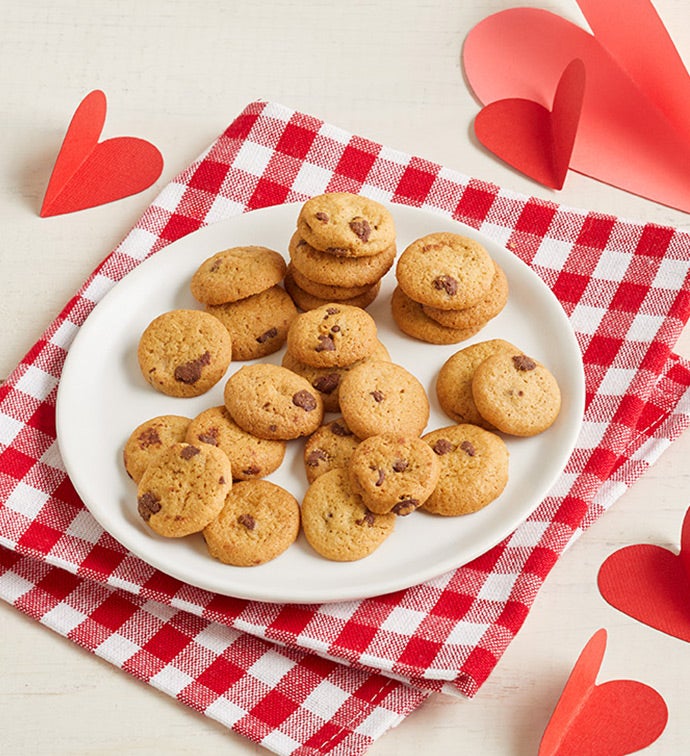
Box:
left=380, top=605, right=426, bottom=634
left=203, top=194, right=246, bottom=225
left=261, top=731, right=302, bottom=755
left=14, top=364, right=58, bottom=402
left=569, top=303, right=607, bottom=336
left=43, top=603, right=87, bottom=635
left=318, top=121, right=353, bottom=146
left=205, top=697, right=248, bottom=727
left=262, top=102, right=293, bottom=123
left=151, top=665, right=194, bottom=696
left=532, top=238, right=573, bottom=271
left=654, top=255, right=690, bottom=290
left=445, top=619, right=490, bottom=646
left=376, top=144, right=409, bottom=166
left=508, top=520, right=548, bottom=549
left=248, top=651, right=296, bottom=687
left=193, top=625, right=238, bottom=654
left=153, top=181, right=187, bottom=213
left=0, top=413, right=23, bottom=446
left=0, top=569, right=34, bottom=603
left=576, top=420, right=608, bottom=450
left=290, top=162, right=334, bottom=197
left=597, top=366, right=637, bottom=396
left=5, top=481, right=49, bottom=520
left=477, top=572, right=518, bottom=602
left=82, top=273, right=115, bottom=304
left=593, top=247, right=631, bottom=281
left=233, top=141, right=273, bottom=177
left=96, top=633, right=141, bottom=666
left=50, top=319, right=80, bottom=351
left=626, top=312, right=665, bottom=342
left=479, top=222, right=513, bottom=247
left=355, top=706, right=406, bottom=739
left=40, top=439, right=66, bottom=471
left=65, top=509, right=103, bottom=543
left=119, top=226, right=160, bottom=262
left=361, top=183, right=393, bottom=203
left=302, top=680, right=350, bottom=718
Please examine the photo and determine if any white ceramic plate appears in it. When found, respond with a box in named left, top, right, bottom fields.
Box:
left=56, top=202, right=585, bottom=604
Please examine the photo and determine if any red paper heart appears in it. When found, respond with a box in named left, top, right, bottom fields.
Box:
left=40, top=90, right=163, bottom=217
left=463, top=1, right=690, bottom=211
left=598, top=507, right=690, bottom=642
left=474, top=59, right=585, bottom=189
left=539, top=629, right=668, bottom=755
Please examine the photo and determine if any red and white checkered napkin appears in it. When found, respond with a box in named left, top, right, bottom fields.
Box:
left=2, top=101, right=690, bottom=754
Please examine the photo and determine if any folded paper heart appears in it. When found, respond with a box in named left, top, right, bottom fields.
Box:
left=473, top=59, right=585, bottom=190
left=539, top=629, right=668, bottom=755
left=598, top=507, right=690, bottom=642
left=40, top=90, right=163, bottom=217
left=463, top=0, right=690, bottom=211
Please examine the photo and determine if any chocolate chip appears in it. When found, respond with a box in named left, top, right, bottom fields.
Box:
left=292, top=389, right=318, bottom=411
left=375, top=468, right=385, bottom=487
left=180, top=445, right=201, bottom=460
left=313, top=373, right=340, bottom=394
left=370, top=390, right=385, bottom=403
left=218, top=476, right=226, bottom=485
left=325, top=307, right=340, bottom=316
left=325, top=247, right=350, bottom=256
left=137, top=492, right=161, bottom=522
left=238, top=513, right=256, bottom=530
left=392, top=459, right=409, bottom=472
left=198, top=428, right=219, bottom=446
left=174, top=351, right=211, bottom=384
left=513, top=354, right=537, bottom=371
left=432, top=438, right=454, bottom=455
left=242, top=465, right=261, bottom=476
left=432, top=275, right=458, bottom=296
left=315, top=334, right=336, bottom=352
left=460, top=441, right=476, bottom=457
left=330, top=421, right=352, bottom=437
left=209, top=258, right=222, bottom=272
left=330, top=325, right=341, bottom=333
left=306, top=448, right=328, bottom=467
left=355, top=511, right=376, bottom=527
left=349, top=217, right=371, bottom=242
left=315, top=211, right=329, bottom=223
left=256, top=327, right=278, bottom=344
left=392, top=498, right=419, bottom=516
left=137, top=427, right=161, bottom=449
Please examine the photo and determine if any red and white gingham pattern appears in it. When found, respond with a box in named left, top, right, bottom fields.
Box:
left=2, top=101, right=690, bottom=753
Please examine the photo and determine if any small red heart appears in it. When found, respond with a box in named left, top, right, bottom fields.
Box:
left=539, top=629, right=668, bottom=755
left=598, top=507, right=690, bottom=642
left=40, top=90, right=163, bottom=217
left=473, top=59, right=585, bottom=190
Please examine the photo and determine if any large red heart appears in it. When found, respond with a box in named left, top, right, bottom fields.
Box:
left=539, top=629, right=667, bottom=755
left=463, top=0, right=690, bottom=211
left=474, top=59, right=585, bottom=190
left=40, top=90, right=163, bottom=217
left=598, top=507, right=690, bottom=642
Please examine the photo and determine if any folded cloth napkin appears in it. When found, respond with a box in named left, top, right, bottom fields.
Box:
left=2, top=100, right=690, bottom=754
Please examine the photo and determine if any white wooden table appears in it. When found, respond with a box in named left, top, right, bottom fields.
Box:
left=2, top=1, right=689, bottom=752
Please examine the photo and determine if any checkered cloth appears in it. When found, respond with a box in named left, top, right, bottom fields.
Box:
left=2, top=101, right=690, bottom=755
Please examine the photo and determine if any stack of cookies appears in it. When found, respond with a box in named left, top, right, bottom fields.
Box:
left=284, top=192, right=397, bottom=311
left=282, top=302, right=390, bottom=412
left=190, top=244, right=298, bottom=361
left=392, top=232, right=508, bottom=344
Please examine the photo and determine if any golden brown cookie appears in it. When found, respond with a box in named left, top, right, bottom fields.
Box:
left=284, top=268, right=381, bottom=312
left=296, top=192, right=396, bottom=257
left=185, top=405, right=286, bottom=480
left=422, top=424, right=509, bottom=516
left=391, top=286, right=481, bottom=345
left=282, top=339, right=390, bottom=413
left=123, top=415, right=191, bottom=483
left=301, top=468, right=396, bottom=561
left=223, top=363, right=324, bottom=440
left=288, top=232, right=396, bottom=287
left=206, top=285, right=298, bottom=361
left=436, top=339, right=522, bottom=428
left=190, top=246, right=287, bottom=305
left=136, top=442, right=232, bottom=537
left=471, top=352, right=562, bottom=436
left=203, top=480, right=300, bottom=566
left=288, top=262, right=374, bottom=300
left=422, top=262, right=509, bottom=329
left=303, top=417, right=361, bottom=483
left=338, top=359, right=430, bottom=439
left=396, top=232, right=494, bottom=310
left=285, top=303, right=379, bottom=368
left=348, top=433, right=440, bottom=515
left=137, top=309, right=232, bottom=397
